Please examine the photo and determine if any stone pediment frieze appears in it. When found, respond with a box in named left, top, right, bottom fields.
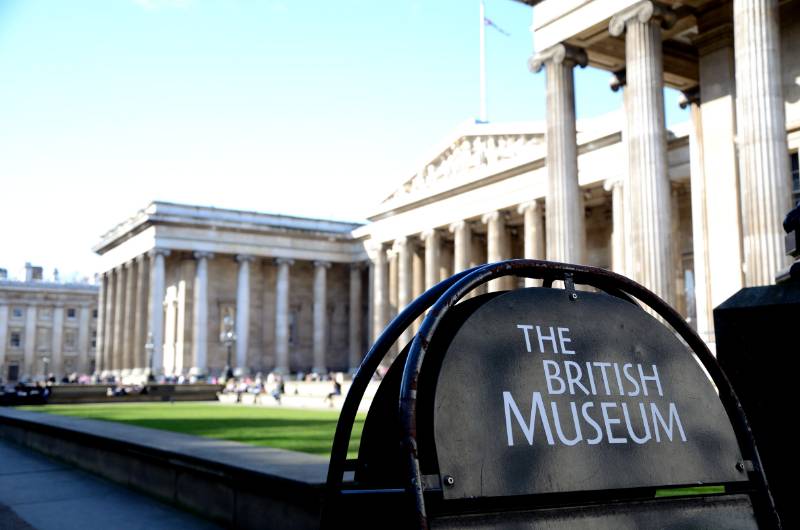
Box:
left=383, top=122, right=545, bottom=205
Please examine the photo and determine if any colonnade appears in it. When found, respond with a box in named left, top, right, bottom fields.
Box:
left=97, top=252, right=157, bottom=377
left=368, top=203, right=553, bottom=346
left=526, top=0, right=790, bottom=315
left=98, top=250, right=366, bottom=378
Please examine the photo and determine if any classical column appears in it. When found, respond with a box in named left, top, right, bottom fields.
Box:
left=133, top=254, right=149, bottom=372
left=23, top=305, right=36, bottom=379
left=95, top=274, right=106, bottom=374
left=51, top=305, right=64, bottom=377
left=609, top=69, right=636, bottom=278
left=693, top=10, right=743, bottom=347
left=312, top=261, right=331, bottom=374
left=395, top=237, right=413, bottom=347
left=0, top=306, right=7, bottom=376
left=412, top=243, right=424, bottom=300
left=411, top=241, right=424, bottom=335
left=518, top=201, right=544, bottom=287
left=77, top=305, right=90, bottom=374
left=274, top=258, right=293, bottom=375
left=482, top=211, right=509, bottom=292
left=148, top=249, right=169, bottom=376
left=604, top=179, right=627, bottom=275
left=369, top=244, right=388, bottom=345
left=450, top=221, right=472, bottom=273
left=366, top=261, right=374, bottom=348
left=610, top=1, right=676, bottom=303
left=348, top=263, right=363, bottom=373
left=529, top=43, right=587, bottom=265
left=103, top=269, right=116, bottom=375
left=122, top=261, right=136, bottom=374
left=423, top=229, right=441, bottom=290
left=163, top=288, right=177, bottom=375
left=235, top=255, right=254, bottom=375
left=680, top=88, right=713, bottom=343
left=174, top=262, right=190, bottom=376
left=112, top=266, right=127, bottom=374
left=734, top=0, right=792, bottom=285
left=191, top=252, right=213, bottom=377
left=388, top=248, right=398, bottom=322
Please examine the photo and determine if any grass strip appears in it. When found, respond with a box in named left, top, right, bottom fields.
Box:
left=18, top=402, right=365, bottom=458
left=654, top=485, right=726, bottom=498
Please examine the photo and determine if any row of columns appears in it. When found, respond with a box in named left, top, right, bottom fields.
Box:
left=270, top=258, right=363, bottom=375
left=98, top=250, right=365, bottom=378
left=98, top=251, right=162, bottom=377
left=369, top=202, right=550, bottom=346
left=528, top=0, right=791, bottom=314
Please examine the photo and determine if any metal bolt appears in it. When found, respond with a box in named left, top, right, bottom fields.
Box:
left=735, top=461, right=745, bottom=472
left=443, top=475, right=455, bottom=487
left=570, top=292, right=578, bottom=300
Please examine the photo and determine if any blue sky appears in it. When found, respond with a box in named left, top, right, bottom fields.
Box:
left=0, top=0, right=688, bottom=280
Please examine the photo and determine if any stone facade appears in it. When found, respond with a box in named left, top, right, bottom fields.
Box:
left=491, top=0, right=798, bottom=348
left=356, top=115, right=696, bottom=349
left=0, top=270, right=98, bottom=382
left=94, top=202, right=368, bottom=380
left=94, top=1, right=800, bottom=373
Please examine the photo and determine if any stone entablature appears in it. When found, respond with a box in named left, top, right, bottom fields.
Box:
left=94, top=202, right=367, bottom=273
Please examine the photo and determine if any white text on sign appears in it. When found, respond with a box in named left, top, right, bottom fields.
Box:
left=503, top=324, right=687, bottom=447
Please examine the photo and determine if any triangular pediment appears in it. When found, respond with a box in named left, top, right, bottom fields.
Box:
left=382, top=120, right=545, bottom=206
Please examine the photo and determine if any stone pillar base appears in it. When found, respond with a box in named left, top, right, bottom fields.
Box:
left=189, top=366, right=207, bottom=377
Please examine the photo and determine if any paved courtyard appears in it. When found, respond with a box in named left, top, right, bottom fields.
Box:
left=0, top=439, right=220, bottom=530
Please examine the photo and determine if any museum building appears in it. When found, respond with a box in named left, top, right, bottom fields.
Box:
left=0, top=264, right=99, bottom=381
left=94, top=0, right=800, bottom=379
left=93, top=203, right=367, bottom=379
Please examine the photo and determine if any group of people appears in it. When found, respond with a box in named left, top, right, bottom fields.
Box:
left=220, top=372, right=287, bottom=403
left=218, top=371, right=345, bottom=407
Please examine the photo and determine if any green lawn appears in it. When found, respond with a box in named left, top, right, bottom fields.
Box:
left=19, top=402, right=365, bottom=458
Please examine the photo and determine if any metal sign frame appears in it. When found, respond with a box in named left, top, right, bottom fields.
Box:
left=322, top=259, right=779, bottom=529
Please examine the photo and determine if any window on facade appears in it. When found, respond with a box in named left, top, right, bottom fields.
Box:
left=92, top=309, right=98, bottom=319
left=11, top=308, right=23, bottom=319
left=64, top=329, right=77, bottom=350
left=67, top=308, right=77, bottom=319
left=7, top=365, right=19, bottom=382
left=791, top=151, right=799, bottom=204
left=37, top=327, right=50, bottom=351
left=10, top=332, right=21, bottom=349
left=91, top=330, right=97, bottom=349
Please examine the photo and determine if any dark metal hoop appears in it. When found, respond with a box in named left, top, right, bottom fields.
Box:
left=398, top=259, right=778, bottom=530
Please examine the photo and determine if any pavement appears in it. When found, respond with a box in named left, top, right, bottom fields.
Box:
left=0, top=439, right=222, bottom=530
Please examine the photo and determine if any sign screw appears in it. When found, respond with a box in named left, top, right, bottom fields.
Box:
left=735, top=461, right=745, bottom=472
left=570, top=292, right=578, bottom=300
left=443, top=475, right=455, bottom=487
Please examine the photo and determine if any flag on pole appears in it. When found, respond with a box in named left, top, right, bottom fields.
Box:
left=484, top=16, right=510, bottom=37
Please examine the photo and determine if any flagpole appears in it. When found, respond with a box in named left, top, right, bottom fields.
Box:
left=479, top=0, right=487, bottom=123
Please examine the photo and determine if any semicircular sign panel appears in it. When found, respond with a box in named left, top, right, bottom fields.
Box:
left=433, top=287, right=746, bottom=500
